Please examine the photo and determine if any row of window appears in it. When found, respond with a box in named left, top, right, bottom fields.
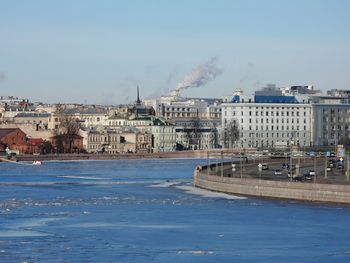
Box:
left=245, top=140, right=308, bottom=147
left=247, top=132, right=308, bottom=138
left=246, top=118, right=307, bottom=124
left=89, top=136, right=119, bottom=142
left=224, top=111, right=308, bottom=117
left=225, top=106, right=308, bottom=110
left=246, top=125, right=307, bottom=131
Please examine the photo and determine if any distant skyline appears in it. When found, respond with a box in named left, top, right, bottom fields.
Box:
left=1, top=0, right=350, bottom=104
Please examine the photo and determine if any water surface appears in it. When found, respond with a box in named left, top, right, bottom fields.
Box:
left=1, top=159, right=350, bottom=262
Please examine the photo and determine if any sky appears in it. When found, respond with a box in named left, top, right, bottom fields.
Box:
left=1, top=0, right=350, bottom=104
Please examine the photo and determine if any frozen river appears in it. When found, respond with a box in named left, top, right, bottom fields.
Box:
left=1, top=159, right=350, bottom=262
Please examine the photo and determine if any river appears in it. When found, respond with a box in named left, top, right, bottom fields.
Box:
left=0, top=159, right=350, bottom=262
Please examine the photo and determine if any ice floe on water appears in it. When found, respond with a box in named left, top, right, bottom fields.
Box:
left=0, top=230, right=49, bottom=237
left=57, top=175, right=109, bottom=180
left=0, top=218, right=59, bottom=238
left=8, top=217, right=61, bottom=229
left=148, top=181, right=181, bottom=188
left=175, top=185, right=246, bottom=200
left=177, top=250, right=214, bottom=255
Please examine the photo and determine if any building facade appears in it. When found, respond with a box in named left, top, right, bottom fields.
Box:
left=221, top=87, right=313, bottom=148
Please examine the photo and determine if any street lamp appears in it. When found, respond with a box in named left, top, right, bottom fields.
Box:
left=290, top=139, right=294, bottom=181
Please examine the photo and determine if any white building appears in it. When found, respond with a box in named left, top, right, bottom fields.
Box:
left=221, top=86, right=313, bottom=148
left=151, top=119, right=176, bottom=152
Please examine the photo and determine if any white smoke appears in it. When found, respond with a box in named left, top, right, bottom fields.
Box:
left=175, top=57, right=223, bottom=91
left=0, top=71, right=5, bottom=82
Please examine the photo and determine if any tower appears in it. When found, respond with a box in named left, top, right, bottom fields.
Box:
left=136, top=86, right=141, bottom=105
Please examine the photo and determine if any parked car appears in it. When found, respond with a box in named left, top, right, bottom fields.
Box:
left=262, top=163, right=269, bottom=170
left=328, top=160, right=336, bottom=168
left=293, top=174, right=304, bottom=182
left=282, top=163, right=290, bottom=169
left=326, top=166, right=332, bottom=172
left=304, top=170, right=315, bottom=180
left=274, top=169, right=282, bottom=175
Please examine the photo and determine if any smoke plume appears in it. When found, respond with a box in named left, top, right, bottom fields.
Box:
left=0, top=72, right=5, bottom=82
left=175, top=57, right=223, bottom=91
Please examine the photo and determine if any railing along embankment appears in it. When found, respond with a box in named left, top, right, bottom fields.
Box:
left=194, top=161, right=350, bottom=205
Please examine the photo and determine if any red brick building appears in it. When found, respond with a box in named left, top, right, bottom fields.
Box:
left=0, top=128, right=28, bottom=154
left=50, top=134, right=83, bottom=153
left=26, top=138, right=44, bottom=154
left=0, top=128, right=45, bottom=155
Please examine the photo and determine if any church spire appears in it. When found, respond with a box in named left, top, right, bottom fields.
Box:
left=136, top=85, right=141, bottom=105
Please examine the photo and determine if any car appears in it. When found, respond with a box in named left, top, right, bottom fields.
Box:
left=328, top=160, right=336, bottom=168
left=326, top=166, right=332, bottom=172
left=304, top=170, right=315, bottom=180
left=293, top=174, right=304, bottom=182
left=262, top=163, right=269, bottom=170
left=282, top=163, right=290, bottom=169
left=274, top=169, right=282, bottom=175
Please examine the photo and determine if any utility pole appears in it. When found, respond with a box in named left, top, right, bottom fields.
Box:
left=290, top=144, right=293, bottom=181
left=314, top=155, right=317, bottom=183
left=240, top=154, right=243, bottom=178
left=325, top=154, right=327, bottom=179
left=347, top=154, right=349, bottom=181
left=221, top=150, right=224, bottom=177
left=207, top=151, right=209, bottom=176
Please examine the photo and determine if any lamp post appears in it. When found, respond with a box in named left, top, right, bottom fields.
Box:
left=325, top=154, right=327, bottom=179
left=290, top=139, right=294, bottom=181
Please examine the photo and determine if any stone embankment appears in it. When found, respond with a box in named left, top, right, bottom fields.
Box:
left=6, top=148, right=253, bottom=162
left=193, top=161, right=350, bottom=204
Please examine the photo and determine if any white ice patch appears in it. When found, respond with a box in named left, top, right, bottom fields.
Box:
left=66, top=222, right=115, bottom=228
left=57, top=175, right=108, bottom=180
left=66, top=222, right=189, bottom=229
left=9, top=218, right=60, bottom=229
left=129, top=224, right=189, bottom=229
left=0, top=230, right=49, bottom=237
left=148, top=181, right=181, bottom=188
left=177, top=250, right=214, bottom=255
left=175, top=185, right=246, bottom=200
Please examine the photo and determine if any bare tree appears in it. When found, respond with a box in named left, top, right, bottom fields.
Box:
left=60, top=115, right=81, bottom=153
left=221, top=119, right=240, bottom=148
left=54, top=105, right=81, bottom=153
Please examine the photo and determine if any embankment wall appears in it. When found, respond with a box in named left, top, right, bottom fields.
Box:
left=194, top=165, right=350, bottom=204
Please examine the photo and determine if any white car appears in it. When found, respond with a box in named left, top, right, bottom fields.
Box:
left=274, top=169, right=282, bottom=175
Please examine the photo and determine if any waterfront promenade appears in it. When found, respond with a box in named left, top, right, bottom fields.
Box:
left=194, top=154, right=350, bottom=204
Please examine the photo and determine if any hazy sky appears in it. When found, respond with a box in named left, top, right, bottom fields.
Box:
left=1, top=0, right=350, bottom=104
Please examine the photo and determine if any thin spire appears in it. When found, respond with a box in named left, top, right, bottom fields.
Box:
left=136, top=85, right=141, bottom=105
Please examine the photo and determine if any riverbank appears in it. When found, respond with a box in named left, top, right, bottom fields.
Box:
left=193, top=160, right=350, bottom=204
left=1, top=148, right=256, bottom=162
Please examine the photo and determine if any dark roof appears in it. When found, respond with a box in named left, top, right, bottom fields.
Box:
left=62, top=107, right=108, bottom=115
left=153, top=118, right=166, bottom=126
left=50, top=134, right=83, bottom=139
left=254, top=95, right=299, bottom=104
left=27, top=138, right=44, bottom=145
left=15, top=113, right=50, bottom=118
left=0, top=128, right=22, bottom=139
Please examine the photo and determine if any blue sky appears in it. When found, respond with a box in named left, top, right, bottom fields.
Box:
left=1, top=0, right=350, bottom=104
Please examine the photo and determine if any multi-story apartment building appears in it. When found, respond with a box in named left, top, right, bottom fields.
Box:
left=151, top=119, right=176, bottom=152
left=49, top=106, right=109, bottom=130
left=175, top=119, right=220, bottom=150
left=312, top=95, right=350, bottom=146
left=221, top=86, right=313, bottom=148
